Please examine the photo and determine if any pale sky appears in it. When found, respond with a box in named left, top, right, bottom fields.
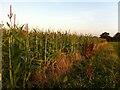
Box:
left=0, top=0, right=119, bottom=36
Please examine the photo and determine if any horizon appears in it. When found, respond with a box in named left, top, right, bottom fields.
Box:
left=0, top=1, right=119, bottom=37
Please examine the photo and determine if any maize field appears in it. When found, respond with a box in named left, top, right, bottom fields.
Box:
left=1, top=5, right=120, bottom=88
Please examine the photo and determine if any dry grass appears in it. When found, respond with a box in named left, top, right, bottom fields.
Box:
left=29, top=42, right=109, bottom=86
left=29, top=52, right=82, bottom=86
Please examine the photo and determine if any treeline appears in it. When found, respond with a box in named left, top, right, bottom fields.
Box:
left=100, top=32, right=120, bottom=42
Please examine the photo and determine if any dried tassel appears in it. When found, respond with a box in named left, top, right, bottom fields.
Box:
left=14, top=14, right=16, bottom=28
left=26, top=23, right=28, bottom=33
left=10, top=5, right=13, bottom=19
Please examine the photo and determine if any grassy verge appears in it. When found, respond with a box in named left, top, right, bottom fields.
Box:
left=63, top=42, right=120, bottom=88
left=109, top=42, right=120, bottom=57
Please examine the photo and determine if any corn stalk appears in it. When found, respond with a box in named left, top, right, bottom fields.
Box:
left=7, top=5, right=13, bottom=88
left=23, top=23, right=30, bottom=88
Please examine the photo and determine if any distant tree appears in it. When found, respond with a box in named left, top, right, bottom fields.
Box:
left=100, top=32, right=112, bottom=42
left=113, top=32, right=120, bottom=42
left=100, top=32, right=109, bottom=38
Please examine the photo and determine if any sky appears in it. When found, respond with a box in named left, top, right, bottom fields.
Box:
left=0, top=0, right=119, bottom=36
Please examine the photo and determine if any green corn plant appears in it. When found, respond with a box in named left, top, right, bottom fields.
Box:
left=23, top=23, right=31, bottom=88
left=35, top=30, right=38, bottom=52
left=0, top=22, right=2, bottom=89
left=7, top=5, right=14, bottom=88
left=55, top=32, right=58, bottom=52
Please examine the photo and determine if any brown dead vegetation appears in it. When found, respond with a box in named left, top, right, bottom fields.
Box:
left=30, top=41, right=108, bottom=86
left=30, top=52, right=82, bottom=86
